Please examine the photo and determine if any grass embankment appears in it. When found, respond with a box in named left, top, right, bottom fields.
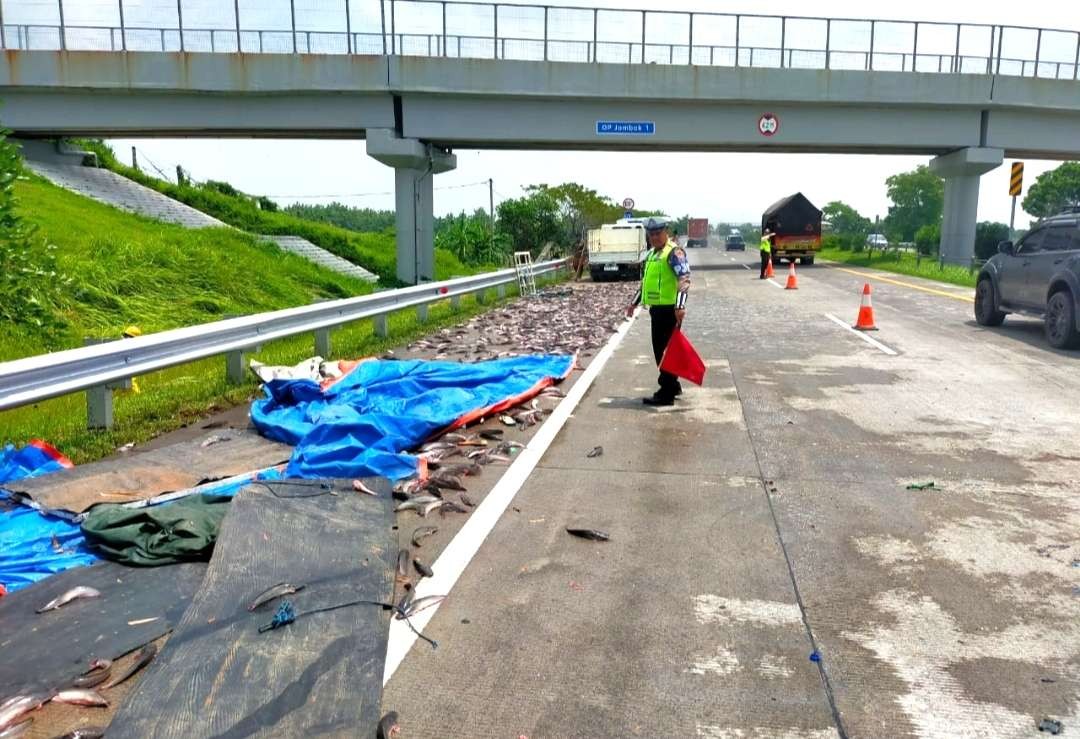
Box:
left=78, top=140, right=473, bottom=285
left=819, top=247, right=977, bottom=289
left=0, top=175, right=524, bottom=463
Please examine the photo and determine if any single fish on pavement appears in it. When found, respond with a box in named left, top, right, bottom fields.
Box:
left=566, top=527, right=610, bottom=542
left=352, top=479, right=379, bottom=496
left=413, top=559, right=434, bottom=578
left=411, top=526, right=438, bottom=547
left=36, top=586, right=102, bottom=613
left=586, top=446, right=603, bottom=458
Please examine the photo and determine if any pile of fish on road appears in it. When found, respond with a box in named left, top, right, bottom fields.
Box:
left=383, top=282, right=635, bottom=598
left=0, top=587, right=158, bottom=737
left=398, top=282, right=636, bottom=365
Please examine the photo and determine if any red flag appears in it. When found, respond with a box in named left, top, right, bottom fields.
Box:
left=659, top=330, right=706, bottom=386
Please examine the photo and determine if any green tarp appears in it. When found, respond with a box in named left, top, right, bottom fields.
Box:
left=80, top=494, right=231, bottom=566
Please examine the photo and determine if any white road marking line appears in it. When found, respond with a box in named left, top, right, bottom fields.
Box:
left=767, top=279, right=784, bottom=289
left=823, top=313, right=898, bottom=356
left=741, top=264, right=752, bottom=271
left=383, top=313, right=637, bottom=684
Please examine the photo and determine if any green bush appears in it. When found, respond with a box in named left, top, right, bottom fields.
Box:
left=821, top=234, right=843, bottom=250
left=915, top=223, right=941, bottom=255
left=974, top=222, right=1009, bottom=261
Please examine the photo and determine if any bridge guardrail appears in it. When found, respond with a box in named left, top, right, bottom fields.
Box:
left=0, top=258, right=568, bottom=428
left=0, top=1, right=1077, bottom=81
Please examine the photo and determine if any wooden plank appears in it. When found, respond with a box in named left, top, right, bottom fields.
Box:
left=107, top=479, right=396, bottom=739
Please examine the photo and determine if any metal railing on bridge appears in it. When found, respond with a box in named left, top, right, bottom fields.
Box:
left=0, top=0, right=1078, bottom=81
left=0, top=258, right=568, bottom=429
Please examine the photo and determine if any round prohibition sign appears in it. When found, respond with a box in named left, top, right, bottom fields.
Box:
left=758, top=113, right=780, bottom=137
left=622, top=198, right=635, bottom=209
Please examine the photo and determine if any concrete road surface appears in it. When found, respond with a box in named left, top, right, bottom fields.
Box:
left=384, top=248, right=1080, bottom=738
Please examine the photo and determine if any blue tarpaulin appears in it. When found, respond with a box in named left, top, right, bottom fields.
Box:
left=0, top=441, right=98, bottom=594
left=251, top=355, right=574, bottom=480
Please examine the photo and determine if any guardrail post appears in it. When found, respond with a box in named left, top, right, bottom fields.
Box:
left=315, top=327, right=332, bottom=357
left=118, top=0, right=126, bottom=51
left=450, top=293, right=461, bottom=309
left=591, top=7, right=600, bottom=62
left=825, top=18, right=830, bottom=69
left=87, top=386, right=114, bottom=430
left=475, top=288, right=488, bottom=305
left=868, top=20, right=874, bottom=70
left=374, top=314, right=389, bottom=337
left=291, top=0, right=297, bottom=53
left=780, top=16, right=785, bottom=68
left=640, top=10, right=645, bottom=63
left=416, top=304, right=429, bottom=322
left=226, top=348, right=255, bottom=384
left=345, top=0, right=351, bottom=53
left=1034, top=28, right=1042, bottom=77
left=497, top=284, right=507, bottom=299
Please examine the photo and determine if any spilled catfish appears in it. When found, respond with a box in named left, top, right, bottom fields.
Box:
left=36, top=586, right=101, bottom=614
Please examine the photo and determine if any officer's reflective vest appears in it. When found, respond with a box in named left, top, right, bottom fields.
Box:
left=642, top=243, right=678, bottom=306
left=760, top=235, right=772, bottom=253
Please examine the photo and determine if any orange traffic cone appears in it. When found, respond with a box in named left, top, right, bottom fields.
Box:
left=765, top=255, right=776, bottom=278
left=784, top=261, right=798, bottom=290
left=853, top=283, right=878, bottom=331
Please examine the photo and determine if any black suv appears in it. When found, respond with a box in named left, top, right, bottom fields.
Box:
left=725, top=233, right=746, bottom=251
left=975, top=209, right=1080, bottom=349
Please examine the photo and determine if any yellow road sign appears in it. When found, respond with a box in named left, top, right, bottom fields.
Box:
left=1009, top=162, right=1024, bottom=196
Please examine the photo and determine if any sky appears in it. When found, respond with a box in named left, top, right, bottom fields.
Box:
left=104, top=0, right=1080, bottom=230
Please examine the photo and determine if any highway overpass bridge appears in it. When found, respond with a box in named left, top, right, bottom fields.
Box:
left=2, top=1, right=1080, bottom=280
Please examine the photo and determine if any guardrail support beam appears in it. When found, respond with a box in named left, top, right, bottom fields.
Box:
left=475, top=289, right=487, bottom=305
left=374, top=314, right=389, bottom=337
left=930, top=147, right=1004, bottom=266
left=450, top=294, right=461, bottom=309
left=416, top=304, right=429, bottom=322
left=87, top=385, right=114, bottom=430
left=496, top=284, right=507, bottom=299
left=315, top=327, right=332, bottom=357
left=226, top=348, right=255, bottom=384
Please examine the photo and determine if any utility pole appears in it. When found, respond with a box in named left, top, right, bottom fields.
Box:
left=131, top=146, right=138, bottom=170
left=489, top=178, right=495, bottom=256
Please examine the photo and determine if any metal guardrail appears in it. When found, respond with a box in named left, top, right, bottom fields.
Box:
left=0, top=258, right=568, bottom=428
left=0, top=0, right=1078, bottom=80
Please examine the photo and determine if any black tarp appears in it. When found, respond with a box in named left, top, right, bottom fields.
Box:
left=0, top=560, right=207, bottom=695
left=107, top=478, right=396, bottom=739
left=761, top=192, right=823, bottom=237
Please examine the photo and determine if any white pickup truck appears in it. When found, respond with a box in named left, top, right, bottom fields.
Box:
left=587, top=222, right=648, bottom=282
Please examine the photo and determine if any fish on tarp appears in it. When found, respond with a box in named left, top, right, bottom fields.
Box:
left=377, top=711, right=401, bottom=739
left=50, top=534, right=63, bottom=554
left=352, top=480, right=379, bottom=496
left=420, top=500, right=446, bottom=518
left=36, top=586, right=102, bottom=614
left=429, top=474, right=465, bottom=492
left=247, top=582, right=305, bottom=612
left=0, top=693, right=51, bottom=734
left=103, top=643, right=157, bottom=689
left=0, top=719, right=31, bottom=738
left=478, top=429, right=504, bottom=441
left=82, top=658, right=112, bottom=675
left=566, top=527, right=610, bottom=542
left=52, top=689, right=108, bottom=708
left=70, top=664, right=111, bottom=689
left=413, top=559, right=434, bottom=578
left=411, top=526, right=438, bottom=548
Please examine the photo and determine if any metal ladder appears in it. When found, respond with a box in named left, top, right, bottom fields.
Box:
left=514, top=251, right=538, bottom=297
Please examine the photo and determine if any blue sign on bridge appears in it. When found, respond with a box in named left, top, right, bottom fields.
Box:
left=596, top=121, right=656, bottom=136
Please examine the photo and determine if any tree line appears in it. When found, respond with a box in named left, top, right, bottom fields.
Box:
left=823, top=160, right=1080, bottom=260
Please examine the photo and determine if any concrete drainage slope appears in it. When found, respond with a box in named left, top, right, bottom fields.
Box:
left=21, top=143, right=378, bottom=284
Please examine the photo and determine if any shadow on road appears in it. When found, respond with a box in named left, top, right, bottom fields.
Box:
left=963, top=317, right=1080, bottom=358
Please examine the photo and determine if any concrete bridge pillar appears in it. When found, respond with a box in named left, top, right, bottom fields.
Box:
left=929, top=147, right=1003, bottom=266
left=366, top=129, right=456, bottom=284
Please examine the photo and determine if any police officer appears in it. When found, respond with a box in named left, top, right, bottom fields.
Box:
left=759, top=228, right=775, bottom=279
left=625, top=218, right=691, bottom=406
